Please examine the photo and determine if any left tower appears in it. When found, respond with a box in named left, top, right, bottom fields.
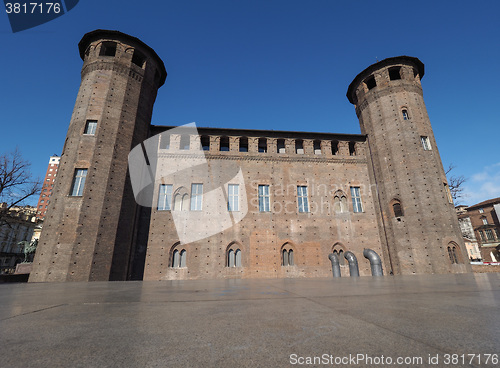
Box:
left=30, top=30, right=167, bottom=282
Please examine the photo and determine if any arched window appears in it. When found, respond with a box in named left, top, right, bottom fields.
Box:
left=227, top=242, right=243, bottom=267
left=281, top=243, right=295, bottom=266
left=448, top=243, right=462, bottom=264
left=171, top=244, right=187, bottom=268
left=402, top=108, right=410, bottom=120
left=332, top=243, right=346, bottom=266
left=391, top=200, right=404, bottom=217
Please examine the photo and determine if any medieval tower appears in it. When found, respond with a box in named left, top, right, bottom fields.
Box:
left=29, top=30, right=167, bottom=282
left=347, top=56, right=470, bottom=275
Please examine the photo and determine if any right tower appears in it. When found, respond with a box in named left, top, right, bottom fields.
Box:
left=347, top=56, right=470, bottom=275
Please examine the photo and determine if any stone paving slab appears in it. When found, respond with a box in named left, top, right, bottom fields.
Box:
left=1, top=273, right=499, bottom=367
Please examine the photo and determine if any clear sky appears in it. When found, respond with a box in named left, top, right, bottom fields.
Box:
left=1, top=0, right=499, bottom=207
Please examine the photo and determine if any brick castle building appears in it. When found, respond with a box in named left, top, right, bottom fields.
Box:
left=29, top=30, right=470, bottom=282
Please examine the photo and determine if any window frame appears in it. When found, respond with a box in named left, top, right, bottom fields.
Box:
left=297, top=185, right=309, bottom=213
left=258, top=185, right=270, bottom=212
left=157, top=184, right=173, bottom=211
left=421, top=136, right=432, bottom=151
left=84, top=120, right=97, bottom=135
left=70, top=169, right=88, bottom=197
left=350, top=186, right=363, bottom=213
left=190, top=183, right=203, bottom=211
left=228, top=184, right=239, bottom=212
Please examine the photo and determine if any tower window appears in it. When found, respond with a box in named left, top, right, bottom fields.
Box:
left=402, top=109, right=410, bottom=120
left=220, top=136, right=230, bottom=151
left=421, top=136, right=431, bottom=151
left=239, top=137, right=248, bottom=152
left=132, top=50, right=146, bottom=68
left=201, top=136, right=210, bottom=151
left=83, top=120, right=97, bottom=135
left=70, top=169, right=87, bottom=197
left=258, top=138, right=267, bottom=153
left=350, top=186, right=363, bottom=213
left=297, top=186, right=309, bottom=213
left=444, top=183, right=453, bottom=204
left=228, top=184, right=239, bottom=212
left=365, top=76, right=376, bottom=90
left=393, top=202, right=404, bottom=217
left=277, top=139, right=286, bottom=153
left=482, top=217, right=488, bottom=225
left=389, top=67, right=402, bottom=80
left=160, top=134, right=170, bottom=149
left=100, top=42, right=117, bottom=57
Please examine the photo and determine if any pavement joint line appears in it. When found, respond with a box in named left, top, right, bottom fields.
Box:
left=0, top=304, right=67, bottom=322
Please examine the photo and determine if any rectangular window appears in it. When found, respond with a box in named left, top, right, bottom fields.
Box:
left=482, top=218, right=488, bottom=225
left=157, top=184, right=173, bottom=210
left=258, top=185, right=270, bottom=212
left=84, top=120, right=97, bottom=135
left=228, top=184, right=239, bottom=212
left=495, top=229, right=500, bottom=240
left=444, top=183, right=453, bottom=204
left=190, top=183, right=203, bottom=211
left=479, top=231, right=486, bottom=242
left=70, top=169, right=87, bottom=196
left=297, top=186, right=309, bottom=213
left=421, top=136, right=432, bottom=151
left=350, top=186, right=363, bottom=213
left=485, top=229, right=494, bottom=241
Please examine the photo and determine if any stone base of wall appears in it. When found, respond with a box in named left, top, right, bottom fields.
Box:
left=472, top=264, right=500, bottom=273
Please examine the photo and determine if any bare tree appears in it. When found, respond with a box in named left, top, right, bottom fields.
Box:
left=445, top=164, right=467, bottom=205
left=0, top=148, right=42, bottom=225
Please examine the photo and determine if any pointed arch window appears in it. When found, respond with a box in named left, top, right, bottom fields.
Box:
left=227, top=243, right=243, bottom=268
left=281, top=244, right=295, bottom=266
left=171, top=244, right=187, bottom=268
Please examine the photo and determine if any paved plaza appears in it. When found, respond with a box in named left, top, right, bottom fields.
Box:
left=1, top=273, right=499, bottom=367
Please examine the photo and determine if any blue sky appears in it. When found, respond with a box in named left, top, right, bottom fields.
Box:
left=1, top=0, right=499, bottom=206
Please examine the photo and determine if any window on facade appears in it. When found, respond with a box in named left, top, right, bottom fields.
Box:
left=295, top=140, right=304, bottom=154
left=479, top=231, right=486, bottom=242
left=365, top=76, right=376, bottom=90
left=160, top=134, right=170, bottom=149
left=227, top=248, right=242, bottom=267
left=485, top=229, right=494, bottom=241
left=282, top=248, right=294, bottom=266
left=180, top=135, right=190, bottom=150
left=70, top=169, right=87, bottom=196
left=174, top=193, right=189, bottom=211
left=277, top=139, right=286, bottom=153
left=448, top=246, right=457, bottom=264
left=201, top=136, right=210, bottom=151
left=350, top=187, right=363, bottom=213
left=402, top=109, right=410, bottom=120
left=332, top=248, right=345, bottom=266
left=495, top=229, right=500, bottom=240
left=482, top=217, right=488, bottom=225
left=389, top=67, right=402, bottom=80
left=314, top=140, right=321, bottom=155
left=393, top=202, right=404, bottom=217
left=220, top=136, right=230, bottom=151
left=228, top=184, right=239, bottom=212
left=421, top=136, right=432, bottom=151
left=239, top=137, right=248, bottom=152
left=100, top=42, right=117, bottom=57
left=258, top=185, right=270, bottom=212
left=158, top=184, right=173, bottom=210
left=171, top=248, right=187, bottom=268
left=258, top=138, right=267, bottom=153
left=132, top=50, right=146, bottom=68
left=333, top=191, right=348, bottom=213
left=479, top=208, right=484, bottom=213
left=190, top=184, right=203, bottom=211
left=297, top=186, right=309, bottom=213
left=84, top=120, right=97, bottom=135
left=331, top=140, right=339, bottom=155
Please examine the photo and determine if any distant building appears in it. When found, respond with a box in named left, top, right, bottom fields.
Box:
left=0, top=203, right=39, bottom=274
left=35, top=156, right=60, bottom=220
left=465, top=198, right=500, bottom=262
